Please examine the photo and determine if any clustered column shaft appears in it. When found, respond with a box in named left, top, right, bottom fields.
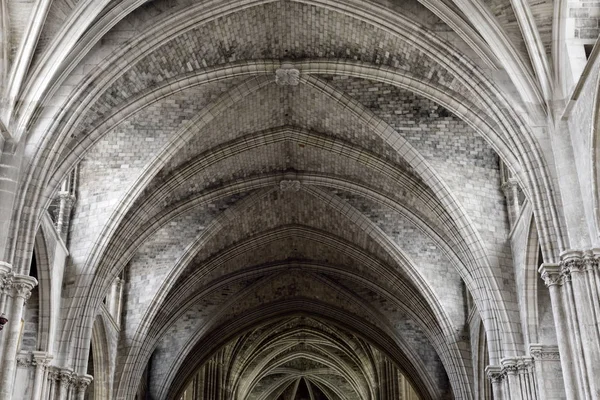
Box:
left=0, top=262, right=37, bottom=400
left=539, top=249, right=600, bottom=399
left=41, top=368, right=92, bottom=400
left=486, top=357, right=538, bottom=400
left=379, top=358, right=400, bottom=400
left=501, top=179, right=521, bottom=228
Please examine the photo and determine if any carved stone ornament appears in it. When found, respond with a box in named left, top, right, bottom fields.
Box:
left=500, top=179, right=518, bottom=196
left=529, top=344, right=560, bottom=361
left=32, top=352, right=53, bottom=367
left=75, top=375, right=93, bottom=391
left=11, top=275, right=37, bottom=300
left=502, top=362, right=518, bottom=376
left=280, top=180, right=301, bottom=192
left=516, top=357, right=534, bottom=373
left=539, top=352, right=559, bottom=360
left=1, top=273, right=14, bottom=294
left=562, top=258, right=584, bottom=274
left=485, top=365, right=505, bottom=384
left=13, top=283, right=33, bottom=300
left=583, top=254, right=599, bottom=272
left=59, top=370, right=75, bottom=387
left=540, top=270, right=562, bottom=287
left=275, top=64, right=300, bottom=86
left=16, top=354, right=33, bottom=368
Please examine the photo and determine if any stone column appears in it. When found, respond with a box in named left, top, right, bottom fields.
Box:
left=0, top=262, right=12, bottom=319
left=516, top=357, right=537, bottom=400
left=57, top=369, right=74, bottom=400
left=501, top=178, right=521, bottom=227
left=539, top=263, right=579, bottom=399
left=31, top=352, right=52, bottom=400
left=0, top=262, right=14, bottom=356
left=75, top=374, right=93, bottom=400
left=40, top=365, right=52, bottom=400
left=541, top=250, right=600, bottom=399
left=14, top=353, right=35, bottom=400
left=530, top=344, right=565, bottom=400
left=501, top=358, right=522, bottom=400
left=107, top=277, right=123, bottom=327
left=489, top=358, right=539, bottom=400
left=486, top=365, right=506, bottom=400
left=562, top=250, right=600, bottom=398
left=0, top=273, right=37, bottom=400
left=46, top=369, right=59, bottom=400
left=378, top=358, right=399, bottom=400
left=55, top=192, right=76, bottom=243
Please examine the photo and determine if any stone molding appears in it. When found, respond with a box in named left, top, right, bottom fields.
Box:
left=529, top=344, right=560, bottom=361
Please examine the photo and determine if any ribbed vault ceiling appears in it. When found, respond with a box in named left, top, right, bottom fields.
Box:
left=3, top=0, right=587, bottom=399
left=177, top=316, right=420, bottom=400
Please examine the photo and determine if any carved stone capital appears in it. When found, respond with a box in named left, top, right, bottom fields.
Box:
left=280, top=180, right=301, bottom=192
left=58, top=191, right=76, bottom=206
left=75, top=374, right=93, bottom=391
left=59, top=369, right=75, bottom=387
left=559, top=249, right=584, bottom=274
left=16, top=353, right=33, bottom=368
left=275, top=64, right=300, bottom=86
left=32, top=351, right=53, bottom=367
left=538, top=263, right=563, bottom=287
left=530, top=344, right=560, bottom=361
left=516, top=357, right=534, bottom=373
left=583, top=252, right=599, bottom=272
left=11, top=275, right=37, bottom=299
left=562, top=258, right=585, bottom=274
left=47, top=366, right=60, bottom=381
left=485, top=365, right=504, bottom=384
left=500, top=179, right=518, bottom=196
left=501, top=358, right=518, bottom=375
left=1, top=272, right=14, bottom=294
left=0, top=261, right=12, bottom=278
